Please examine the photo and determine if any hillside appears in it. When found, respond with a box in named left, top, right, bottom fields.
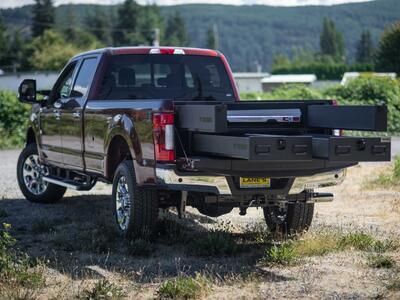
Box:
left=0, top=0, right=399, bottom=71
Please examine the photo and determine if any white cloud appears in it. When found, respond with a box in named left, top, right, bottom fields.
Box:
left=0, top=0, right=372, bottom=8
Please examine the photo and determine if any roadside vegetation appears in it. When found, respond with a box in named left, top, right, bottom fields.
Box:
left=262, top=230, right=398, bottom=266
left=369, top=156, right=400, bottom=188
left=0, top=223, right=45, bottom=299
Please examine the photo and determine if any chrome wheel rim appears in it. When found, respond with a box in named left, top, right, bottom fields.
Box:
left=115, top=176, right=131, bottom=231
left=22, top=154, right=49, bottom=195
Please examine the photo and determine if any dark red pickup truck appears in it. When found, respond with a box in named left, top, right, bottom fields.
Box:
left=17, top=47, right=391, bottom=237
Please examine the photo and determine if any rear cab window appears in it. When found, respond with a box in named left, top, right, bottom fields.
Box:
left=96, top=54, right=235, bottom=101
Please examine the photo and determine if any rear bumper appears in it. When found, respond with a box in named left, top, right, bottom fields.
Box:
left=155, top=167, right=346, bottom=196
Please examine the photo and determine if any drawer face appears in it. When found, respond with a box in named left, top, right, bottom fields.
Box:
left=313, top=136, right=391, bottom=162
left=193, top=134, right=312, bottom=161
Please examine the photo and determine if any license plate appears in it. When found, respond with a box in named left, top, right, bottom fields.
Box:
left=240, top=177, right=271, bottom=189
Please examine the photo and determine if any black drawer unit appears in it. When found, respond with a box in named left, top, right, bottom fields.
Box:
left=193, top=134, right=312, bottom=161
left=312, top=136, right=391, bottom=162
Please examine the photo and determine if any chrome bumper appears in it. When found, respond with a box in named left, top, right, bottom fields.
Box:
left=155, top=168, right=346, bottom=196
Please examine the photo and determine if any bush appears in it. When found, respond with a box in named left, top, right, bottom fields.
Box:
left=79, top=279, right=125, bottom=300
left=241, top=84, right=323, bottom=101
left=324, top=76, right=400, bottom=133
left=0, top=90, right=30, bottom=149
left=157, top=274, right=211, bottom=299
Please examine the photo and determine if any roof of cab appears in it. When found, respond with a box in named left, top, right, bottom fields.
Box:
left=72, top=47, right=219, bottom=60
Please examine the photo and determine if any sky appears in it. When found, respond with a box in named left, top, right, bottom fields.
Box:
left=0, top=0, right=373, bottom=9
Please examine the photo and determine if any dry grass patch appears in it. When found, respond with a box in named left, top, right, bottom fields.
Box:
left=367, top=254, right=396, bottom=268
left=262, top=229, right=399, bottom=266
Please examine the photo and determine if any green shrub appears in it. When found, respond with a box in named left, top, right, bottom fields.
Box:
left=241, top=84, right=323, bottom=101
left=0, top=90, right=30, bottom=149
left=79, top=279, right=125, bottom=300
left=188, top=229, right=239, bottom=257
left=157, top=274, right=211, bottom=299
left=324, top=76, right=400, bottom=133
left=263, top=242, right=296, bottom=265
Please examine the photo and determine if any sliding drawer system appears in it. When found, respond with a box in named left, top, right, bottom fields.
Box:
left=312, top=136, right=391, bottom=162
left=193, top=134, right=312, bottom=161
left=175, top=102, right=388, bottom=132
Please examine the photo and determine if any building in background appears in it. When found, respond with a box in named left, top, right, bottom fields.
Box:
left=261, top=74, right=317, bottom=92
left=233, top=72, right=270, bottom=93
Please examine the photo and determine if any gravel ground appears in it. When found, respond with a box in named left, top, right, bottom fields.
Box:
left=1, top=149, right=400, bottom=299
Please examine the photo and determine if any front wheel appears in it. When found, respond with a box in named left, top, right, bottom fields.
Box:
left=112, top=160, right=159, bottom=237
left=17, top=143, right=66, bottom=203
left=263, top=202, right=314, bottom=236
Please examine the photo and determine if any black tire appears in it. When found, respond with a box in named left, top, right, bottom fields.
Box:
left=263, top=202, right=314, bottom=235
left=17, top=143, right=66, bottom=203
left=196, top=204, right=233, bottom=217
left=112, top=160, right=159, bottom=237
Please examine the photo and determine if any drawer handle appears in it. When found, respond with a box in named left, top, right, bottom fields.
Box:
left=372, top=145, right=386, bottom=154
left=293, top=144, right=308, bottom=155
left=335, top=145, right=351, bottom=155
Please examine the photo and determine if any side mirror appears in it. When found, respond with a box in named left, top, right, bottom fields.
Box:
left=18, top=79, right=37, bottom=104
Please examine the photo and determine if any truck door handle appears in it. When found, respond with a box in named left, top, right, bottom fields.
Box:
left=73, top=112, right=81, bottom=119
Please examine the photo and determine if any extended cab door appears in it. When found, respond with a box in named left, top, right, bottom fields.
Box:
left=59, top=56, right=98, bottom=170
left=40, top=61, right=78, bottom=166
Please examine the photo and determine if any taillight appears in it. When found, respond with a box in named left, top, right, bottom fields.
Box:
left=153, top=113, right=175, bottom=162
left=332, top=99, right=343, bottom=136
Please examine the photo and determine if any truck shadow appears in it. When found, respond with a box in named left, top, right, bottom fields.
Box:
left=0, top=195, right=292, bottom=284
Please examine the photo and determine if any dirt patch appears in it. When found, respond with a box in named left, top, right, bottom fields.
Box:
left=1, top=151, right=400, bottom=299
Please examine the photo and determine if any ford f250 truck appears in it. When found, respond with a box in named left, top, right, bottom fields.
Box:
left=16, top=47, right=391, bottom=237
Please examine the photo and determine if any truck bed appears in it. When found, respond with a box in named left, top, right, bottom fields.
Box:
left=172, top=100, right=390, bottom=177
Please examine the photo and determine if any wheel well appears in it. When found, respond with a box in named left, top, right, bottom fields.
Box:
left=26, top=128, right=36, bottom=145
left=106, top=136, right=132, bottom=180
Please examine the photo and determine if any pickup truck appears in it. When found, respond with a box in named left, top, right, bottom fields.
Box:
left=16, top=47, right=391, bottom=237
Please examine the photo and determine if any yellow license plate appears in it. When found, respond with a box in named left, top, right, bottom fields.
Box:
left=240, top=177, right=271, bottom=189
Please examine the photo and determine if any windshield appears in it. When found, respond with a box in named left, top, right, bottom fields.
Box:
left=96, top=54, right=235, bottom=101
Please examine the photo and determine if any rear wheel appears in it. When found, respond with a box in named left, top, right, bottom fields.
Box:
left=17, top=143, right=66, bottom=203
left=112, top=160, right=159, bottom=237
left=263, top=202, right=314, bottom=235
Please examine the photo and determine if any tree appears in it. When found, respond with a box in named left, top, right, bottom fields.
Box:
left=164, top=12, right=189, bottom=46
left=30, top=30, right=81, bottom=70
left=32, top=0, right=55, bottom=37
left=206, top=25, right=218, bottom=49
left=140, top=5, right=163, bottom=46
left=319, top=17, right=345, bottom=61
left=0, top=17, right=8, bottom=66
left=375, top=22, right=400, bottom=74
left=86, top=8, right=112, bottom=46
left=113, top=0, right=141, bottom=46
left=356, top=30, right=374, bottom=64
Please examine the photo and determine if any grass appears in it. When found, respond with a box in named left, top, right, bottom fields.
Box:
left=369, top=156, right=400, bottom=188
left=387, top=276, right=400, bottom=291
left=0, top=223, right=45, bottom=299
left=52, top=222, right=118, bottom=253
left=127, top=238, right=154, bottom=257
left=79, top=279, right=125, bottom=300
left=188, top=229, right=240, bottom=257
left=261, top=229, right=399, bottom=266
left=367, top=254, right=396, bottom=268
left=0, top=208, right=9, bottom=218
left=157, top=274, right=211, bottom=299
left=31, top=219, right=57, bottom=234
